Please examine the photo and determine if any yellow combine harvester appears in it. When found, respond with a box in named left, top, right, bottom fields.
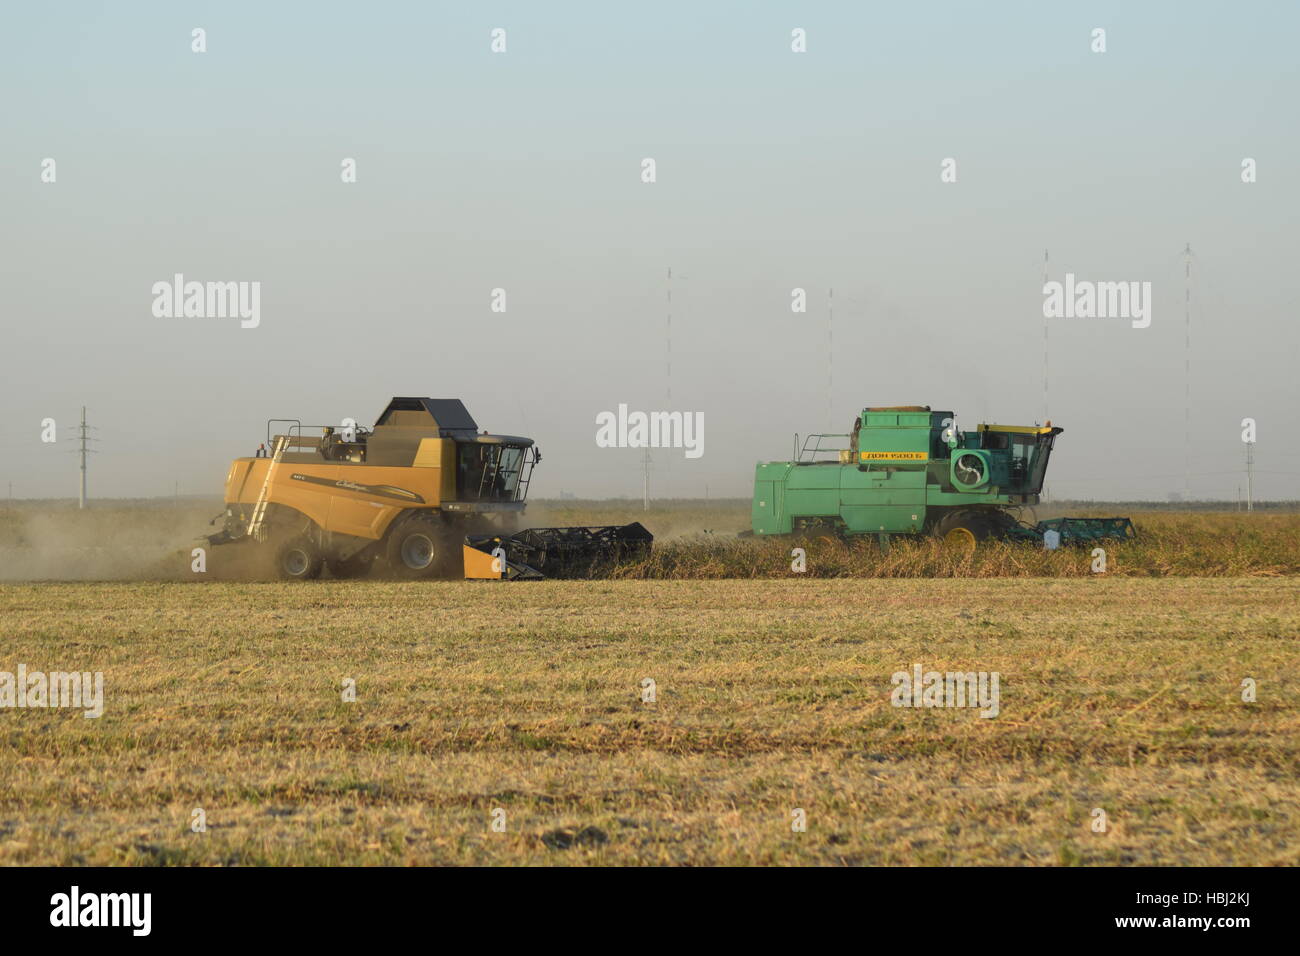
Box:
left=205, top=397, right=650, bottom=580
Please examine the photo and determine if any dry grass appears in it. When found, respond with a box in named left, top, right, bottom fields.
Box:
left=541, top=501, right=1300, bottom=578
left=609, top=514, right=1300, bottom=578
left=1, top=577, right=1296, bottom=865
left=2, top=500, right=1297, bottom=581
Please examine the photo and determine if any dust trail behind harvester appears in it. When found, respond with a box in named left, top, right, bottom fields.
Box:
left=0, top=500, right=224, bottom=582
left=0, top=498, right=744, bottom=583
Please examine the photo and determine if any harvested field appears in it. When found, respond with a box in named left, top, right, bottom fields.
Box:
left=0, top=576, right=1295, bottom=865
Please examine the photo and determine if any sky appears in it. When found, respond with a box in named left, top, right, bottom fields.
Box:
left=2, top=1, right=1297, bottom=501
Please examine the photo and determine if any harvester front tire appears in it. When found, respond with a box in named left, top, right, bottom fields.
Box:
left=385, top=515, right=454, bottom=579
left=932, top=511, right=995, bottom=551
left=276, top=536, right=324, bottom=581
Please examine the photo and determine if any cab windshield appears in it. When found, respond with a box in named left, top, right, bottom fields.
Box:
left=458, top=443, right=528, bottom=500
left=1007, top=433, right=1054, bottom=494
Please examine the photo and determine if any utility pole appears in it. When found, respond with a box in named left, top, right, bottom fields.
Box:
left=641, top=449, right=651, bottom=512
left=827, top=287, right=834, bottom=432
left=666, top=267, right=672, bottom=404
left=74, top=406, right=98, bottom=509
left=1183, top=242, right=1192, bottom=501
left=1042, top=248, right=1049, bottom=424
left=1245, top=439, right=1255, bottom=513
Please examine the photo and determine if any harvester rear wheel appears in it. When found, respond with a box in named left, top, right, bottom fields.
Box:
left=385, top=514, right=455, bottom=579
left=275, top=536, right=324, bottom=580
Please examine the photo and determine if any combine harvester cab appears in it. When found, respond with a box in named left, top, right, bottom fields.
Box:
left=750, top=406, right=1133, bottom=547
left=206, top=397, right=650, bottom=580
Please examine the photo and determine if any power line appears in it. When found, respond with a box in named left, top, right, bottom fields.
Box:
left=826, top=286, right=834, bottom=432
left=665, top=267, right=672, bottom=403
left=1183, top=241, right=1192, bottom=499
left=1042, top=248, right=1049, bottom=423
left=1245, top=437, right=1255, bottom=512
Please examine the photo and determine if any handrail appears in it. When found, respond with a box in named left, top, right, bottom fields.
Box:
left=797, top=433, right=851, bottom=462
left=266, top=419, right=302, bottom=447
left=266, top=422, right=349, bottom=451
left=514, top=447, right=539, bottom=502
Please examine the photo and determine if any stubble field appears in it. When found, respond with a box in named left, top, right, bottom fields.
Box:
left=1, top=562, right=1296, bottom=865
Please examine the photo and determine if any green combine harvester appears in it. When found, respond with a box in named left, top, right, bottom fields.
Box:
left=750, top=405, right=1134, bottom=547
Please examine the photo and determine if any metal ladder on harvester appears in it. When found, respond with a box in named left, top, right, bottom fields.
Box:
left=246, top=434, right=289, bottom=541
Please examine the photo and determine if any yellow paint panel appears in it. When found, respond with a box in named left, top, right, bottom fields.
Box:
left=327, top=494, right=403, bottom=539
left=860, top=451, right=929, bottom=461
left=440, top=441, right=457, bottom=502
left=224, top=459, right=443, bottom=540
left=413, top=438, right=444, bottom=467
left=463, top=544, right=503, bottom=579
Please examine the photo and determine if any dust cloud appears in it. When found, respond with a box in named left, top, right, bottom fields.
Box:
left=0, top=498, right=748, bottom=582
left=0, top=500, right=222, bottom=582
